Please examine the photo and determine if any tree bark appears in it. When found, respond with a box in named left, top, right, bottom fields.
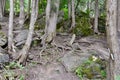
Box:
left=70, top=0, right=75, bottom=29
left=19, top=0, right=25, bottom=29
left=94, top=0, right=99, bottom=33
left=41, top=0, right=51, bottom=46
left=68, top=0, right=71, bottom=19
left=17, top=0, right=39, bottom=64
left=45, top=0, right=60, bottom=43
left=8, top=0, right=14, bottom=53
left=2, top=0, right=5, bottom=15
left=106, top=0, right=120, bottom=79
left=0, top=0, right=5, bottom=19
left=0, top=1, right=3, bottom=19
left=117, top=0, right=120, bottom=32
left=27, top=0, right=31, bottom=18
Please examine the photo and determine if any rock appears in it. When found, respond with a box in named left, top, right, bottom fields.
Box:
left=60, top=51, right=91, bottom=72
left=28, top=54, right=34, bottom=60
left=48, top=73, right=80, bottom=80
left=0, top=53, right=9, bottom=63
left=14, top=30, right=28, bottom=46
left=26, top=62, right=79, bottom=80
left=0, top=31, right=7, bottom=47
left=0, top=47, right=9, bottom=63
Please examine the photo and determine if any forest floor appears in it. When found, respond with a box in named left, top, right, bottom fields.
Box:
left=0, top=33, right=108, bottom=80
left=0, top=17, right=108, bottom=80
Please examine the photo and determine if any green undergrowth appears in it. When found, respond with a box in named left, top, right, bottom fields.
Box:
left=75, top=56, right=106, bottom=80
left=73, top=16, right=93, bottom=36
left=2, top=62, right=25, bottom=80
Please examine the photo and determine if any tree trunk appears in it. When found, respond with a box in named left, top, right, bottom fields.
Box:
left=0, top=0, right=3, bottom=19
left=0, top=0, right=6, bottom=19
left=117, top=0, right=120, bottom=32
left=41, top=0, right=51, bottom=46
left=70, top=0, right=75, bottom=29
left=17, top=0, right=39, bottom=64
left=2, top=0, right=5, bottom=15
left=19, top=0, right=25, bottom=29
left=27, top=0, right=31, bottom=18
left=94, top=0, right=99, bottom=33
left=8, top=0, right=14, bottom=53
left=106, top=0, right=120, bottom=79
left=45, top=0, right=60, bottom=43
left=68, top=0, right=71, bottom=19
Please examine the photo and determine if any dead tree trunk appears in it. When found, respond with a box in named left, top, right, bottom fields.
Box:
left=8, top=0, right=14, bottom=53
left=106, top=0, right=120, bottom=79
left=19, top=0, right=25, bottom=29
left=17, top=0, right=39, bottom=64
left=94, top=0, right=99, bottom=34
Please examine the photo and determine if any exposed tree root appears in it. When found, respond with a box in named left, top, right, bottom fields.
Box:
left=16, top=48, right=28, bottom=64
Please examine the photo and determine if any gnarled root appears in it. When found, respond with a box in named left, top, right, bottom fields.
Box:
left=16, top=48, right=28, bottom=64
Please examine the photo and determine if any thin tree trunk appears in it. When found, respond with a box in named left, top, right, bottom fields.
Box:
left=27, top=0, right=31, bottom=18
left=17, top=0, right=39, bottom=64
left=106, top=0, right=120, bottom=79
left=8, top=0, right=14, bottom=53
left=70, top=0, right=75, bottom=29
left=45, top=0, right=51, bottom=34
left=2, top=0, right=5, bottom=15
left=19, top=0, right=25, bottom=29
left=0, top=0, right=3, bottom=19
left=68, top=0, right=71, bottom=19
left=46, top=0, right=60, bottom=43
left=94, top=0, right=99, bottom=33
left=117, top=0, right=120, bottom=32
left=41, top=0, right=51, bottom=46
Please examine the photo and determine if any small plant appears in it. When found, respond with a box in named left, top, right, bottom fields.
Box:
left=2, top=62, right=25, bottom=80
left=75, top=56, right=106, bottom=79
left=18, top=75, right=25, bottom=80
left=73, top=16, right=93, bottom=36
left=5, top=61, right=24, bottom=69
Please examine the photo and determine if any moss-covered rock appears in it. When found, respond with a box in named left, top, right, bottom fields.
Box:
left=75, top=56, right=106, bottom=79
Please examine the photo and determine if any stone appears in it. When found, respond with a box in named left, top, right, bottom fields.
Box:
left=60, top=51, right=91, bottom=72
left=14, top=30, right=28, bottom=46
left=0, top=53, right=9, bottom=63
left=0, top=47, right=9, bottom=63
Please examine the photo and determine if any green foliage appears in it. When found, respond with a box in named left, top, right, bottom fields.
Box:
left=75, top=56, right=106, bottom=79
left=73, top=16, right=93, bottom=36
left=39, top=0, right=47, bottom=14
left=98, top=15, right=106, bottom=33
left=6, top=61, right=24, bottom=70
left=18, top=75, right=25, bottom=80
left=14, top=0, right=20, bottom=13
left=2, top=62, right=25, bottom=80
left=62, top=7, right=68, bottom=19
